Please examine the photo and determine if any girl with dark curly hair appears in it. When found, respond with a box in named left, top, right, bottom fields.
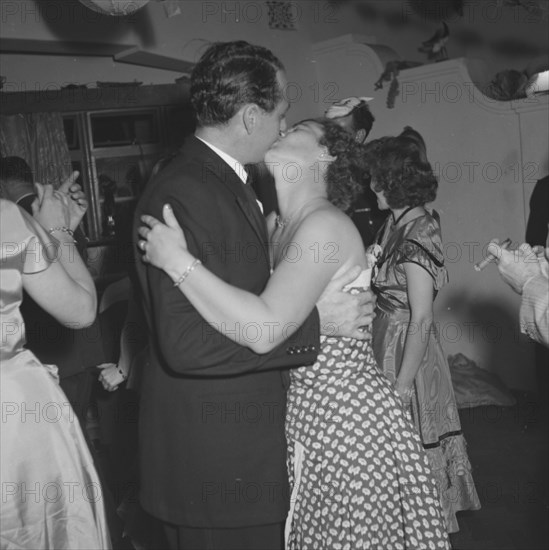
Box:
left=137, top=118, right=450, bottom=549
left=368, top=127, right=481, bottom=534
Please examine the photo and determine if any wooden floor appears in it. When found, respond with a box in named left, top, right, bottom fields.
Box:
left=450, top=392, right=549, bottom=550
left=95, top=389, right=549, bottom=549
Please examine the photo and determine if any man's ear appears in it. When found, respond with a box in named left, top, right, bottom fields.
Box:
left=242, top=104, right=260, bottom=135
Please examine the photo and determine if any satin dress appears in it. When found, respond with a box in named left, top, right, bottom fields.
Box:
left=0, top=200, right=110, bottom=549
left=372, top=211, right=481, bottom=533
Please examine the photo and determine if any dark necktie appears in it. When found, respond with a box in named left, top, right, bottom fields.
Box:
left=242, top=173, right=266, bottom=236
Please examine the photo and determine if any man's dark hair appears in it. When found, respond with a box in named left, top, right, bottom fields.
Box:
left=350, top=101, right=375, bottom=140
left=191, top=41, right=285, bottom=127
left=0, top=156, right=34, bottom=186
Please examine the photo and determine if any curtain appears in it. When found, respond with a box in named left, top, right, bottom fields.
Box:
left=0, top=113, right=72, bottom=187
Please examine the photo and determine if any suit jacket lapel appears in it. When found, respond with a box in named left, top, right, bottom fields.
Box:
left=190, top=137, right=270, bottom=265
left=235, top=195, right=268, bottom=250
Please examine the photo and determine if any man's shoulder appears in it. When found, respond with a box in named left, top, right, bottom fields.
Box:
left=139, top=147, right=212, bottom=204
left=154, top=140, right=208, bottom=182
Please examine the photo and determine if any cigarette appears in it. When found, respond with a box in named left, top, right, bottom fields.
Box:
left=474, top=238, right=512, bottom=271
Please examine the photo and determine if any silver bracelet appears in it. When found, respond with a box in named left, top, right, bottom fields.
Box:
left=48, top=226, right=76, bottom=242
left=173, top=258, right=201, bottom=287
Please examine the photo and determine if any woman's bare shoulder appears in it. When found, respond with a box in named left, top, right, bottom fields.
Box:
left=296, top=205, right=366, bottom=266
left=301, top=205, right=362, bottom=241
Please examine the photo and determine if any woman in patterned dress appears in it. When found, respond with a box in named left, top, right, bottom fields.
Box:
left=368, top=128, right=481, bottom=533
left=139, top=119, right=450, bottom=549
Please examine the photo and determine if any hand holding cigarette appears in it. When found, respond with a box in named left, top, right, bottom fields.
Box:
left=484, top=240, right=545, bottom=295
left=474, top=238, right=512, bottom=271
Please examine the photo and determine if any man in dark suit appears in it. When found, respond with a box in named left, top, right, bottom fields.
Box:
left=133, top=41, right=374, bottom=550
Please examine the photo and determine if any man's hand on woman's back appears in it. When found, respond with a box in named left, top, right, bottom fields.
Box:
left=316, top=265, right=376, bottom=340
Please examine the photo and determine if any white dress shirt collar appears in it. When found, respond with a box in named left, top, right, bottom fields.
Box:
left=196, top=136, right=264, bottom=213
left=196, top=136, right=248, bottom=184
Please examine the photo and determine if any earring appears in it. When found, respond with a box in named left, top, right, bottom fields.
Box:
left=319, top=149, right=334, bottom=161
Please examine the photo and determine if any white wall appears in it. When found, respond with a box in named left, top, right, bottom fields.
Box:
left=0, top=0, right=321, bottom=122
left=2, top=1, right=547, bottom=120
left=2, top=1, right=547, bottom=388
left=314, top=36, right=549, bottom=390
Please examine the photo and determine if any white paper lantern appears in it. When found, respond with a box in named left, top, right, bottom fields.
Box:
left=79, top=0, right=150, bottom=16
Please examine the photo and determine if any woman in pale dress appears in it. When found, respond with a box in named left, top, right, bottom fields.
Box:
left=138, top=118, right=450, bottom=549
left=0, top=184, right=111, bottom=549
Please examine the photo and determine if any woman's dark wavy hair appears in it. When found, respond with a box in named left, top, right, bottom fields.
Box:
left=365, top=127, right=438, bottom=209
left=0, top=156, right=33, bottom=186
left=312, top=118, right=368, bottom=213
left=0, top=156, right=34, bottom=199
left=191, top=41, right=285, bottom=127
